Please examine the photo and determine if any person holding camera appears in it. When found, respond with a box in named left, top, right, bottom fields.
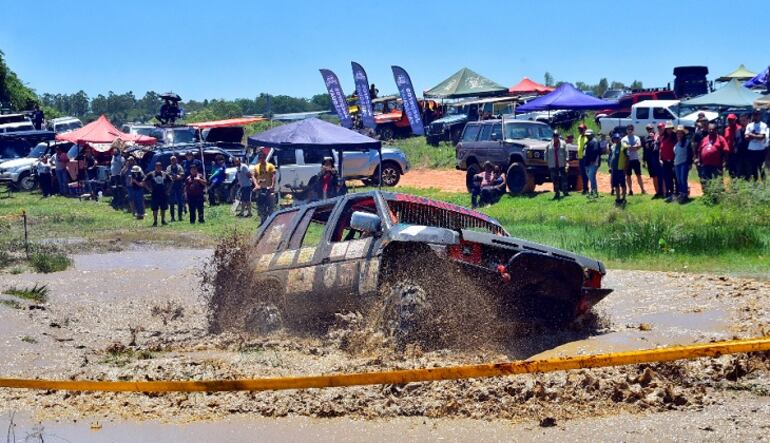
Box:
left=185, top=164, right=207, bottom=224
left=252, top=150, right=277, bottom=225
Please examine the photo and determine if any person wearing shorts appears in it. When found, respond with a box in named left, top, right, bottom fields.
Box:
left=621, top=125, right=645, bottom=195
left=144, top=162, right=171, bottom=226
left=608, top=132, right=627, bottom=206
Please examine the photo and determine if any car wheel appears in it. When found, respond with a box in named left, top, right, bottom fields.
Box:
left=465, top=162, right=480, bottom=193
left=378, top=126, right=395, bottom=141
left=244, top=302, right=284, bottom=335
left=381, top=281, right=429, bottom=349
left=374, top=162, right=401, bottom=187
left=18, top=172, right=37, bottom=192
left=506, top=162, right=533, bottom=195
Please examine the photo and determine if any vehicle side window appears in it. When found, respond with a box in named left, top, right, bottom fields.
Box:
left=635, top=107, right=649, bottom=119
left=331, top=197, right=379, bottom=242
left=489, top=123, right=502, bottom=141
left=303, top=149, right=330, bottom=165
left=255, top=210, right=301, bottom=255
left=478, top=124, right=493, bottom=141
left=462, top=125, right=480, bottom=142
left=652, top=108, right=674, bottom=120
left=288, top=204, right=336, bottom=249
left=275, top=149, right=297, bottom=166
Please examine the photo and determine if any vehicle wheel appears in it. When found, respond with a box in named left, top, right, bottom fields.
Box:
left=450, top=127, right=462, bottom=145
left=465, top=162, right=480, bottom=193
left=18, top=172, right=37, bottom=192
left=506, top=162, right=534, bottom=195
left=244, top=302, right=284, bottom=334
left=373, top=162, right=401, bottom=187
left=378, top=126, right=395, bottom=141
left=381, top=281, right=429, bottom=349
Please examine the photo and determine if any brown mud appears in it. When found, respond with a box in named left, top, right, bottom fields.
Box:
left=1, top=247, right=769, bottom=438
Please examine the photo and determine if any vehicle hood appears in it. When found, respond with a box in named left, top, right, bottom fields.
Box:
left=0, top=157, right=36, bottom=169
left=460, top=229, right=606, bottom=274
left=431, top=114, right=468, bottom=126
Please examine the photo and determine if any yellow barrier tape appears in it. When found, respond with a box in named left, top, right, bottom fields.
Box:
left=1, top=337, right=769, bottom=393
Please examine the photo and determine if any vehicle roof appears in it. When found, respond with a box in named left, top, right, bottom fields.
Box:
left=371, top=95, right=400, bottom=103
left=272, top=191, right=505, bottom=229
left=0, top=130, right=56, bottom=140
left=49, top=116, right=80, bottom=123
left=633, top=100, right=680, bottom=108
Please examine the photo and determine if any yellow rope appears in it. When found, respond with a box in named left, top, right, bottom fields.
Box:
left=1, top=337, right=768, bottom=393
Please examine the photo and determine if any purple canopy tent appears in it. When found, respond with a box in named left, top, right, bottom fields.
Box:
left=516, top=83, right=619, bottom=112
left=248, top=117, right=384, bottom=191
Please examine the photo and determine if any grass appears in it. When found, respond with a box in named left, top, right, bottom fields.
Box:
left=21, top=336, right=37, bottom=344
left=0, top=299, right=22, bottom=309
left=4, top=283, right=49, bottom=303
left=1, top=179, right=769, bottom=275
left=388, top=137, right=455, bottom=169
left=29, top=252, right=72, bottom=273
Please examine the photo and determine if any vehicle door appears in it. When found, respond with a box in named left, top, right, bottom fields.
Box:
left=633, top=106, right=650, bottom=131
left=251, top=207, right=305, bottom=298
left=315, top=195, right=383, bottom=301
left=275, top=148, right=302, bottom=193
left=475, top=121, right=505, bottom=164
left=341, top=149, right=372, bottom=179
left=652, top=107, right=677, bottom=126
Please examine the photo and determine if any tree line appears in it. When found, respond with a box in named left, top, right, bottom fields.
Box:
left=544, top=72, right=644, bottom=96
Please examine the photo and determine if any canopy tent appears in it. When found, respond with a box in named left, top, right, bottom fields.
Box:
left=681, top=79, right=760, bottom=108
left=508, top=77, right=554, bottom=94
left=744, top=68, right=769, bottom=90
left=188, top=116, right=266, bottom=129
left=424, top=67, right=507, bottom=99
left=56, top=115, right=155, bottom=150
left=754, top=93, right=770, bottom=110
left=248, top=117, right=383, bottom=190
left=516, top=83, right=618, bottom=112
left=716, top=64, right=756, bottom=82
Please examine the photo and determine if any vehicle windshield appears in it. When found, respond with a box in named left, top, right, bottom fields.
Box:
left=133, top=127, right=154, bottom=136
left=169, top=128, right=197, bottom=144
left=446, top=105, right=467, bottom=116
left=505, top=123, right=553, bottom=141
left=29, top=143, right=48, bottom=158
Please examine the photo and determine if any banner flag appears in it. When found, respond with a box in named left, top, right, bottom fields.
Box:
left=391, top=66, right=424, bottom=136
left=351, top=62, right=376, bottom=129
left=319, top=69, right=353, bottom=128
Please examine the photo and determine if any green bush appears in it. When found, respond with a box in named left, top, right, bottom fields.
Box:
left=4, top=283, right=49, bottom=303
left=29, top=252, right=71, bottom=273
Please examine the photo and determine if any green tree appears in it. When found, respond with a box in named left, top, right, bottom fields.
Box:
left=629, top=80, right=643, bottom=90
left=544, top=72, right=554, bottom=87
left=0, top=50, right=38, bottom=111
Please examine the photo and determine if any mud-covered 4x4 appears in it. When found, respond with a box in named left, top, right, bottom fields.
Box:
left=212, top=191, right=611, bottom=346
left=456, top=119, right=578, bottom=194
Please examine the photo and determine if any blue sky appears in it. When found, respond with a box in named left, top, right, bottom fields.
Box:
left=2, top=0, right=768, bottom=100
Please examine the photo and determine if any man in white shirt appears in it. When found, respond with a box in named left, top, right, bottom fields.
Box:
left=745, top=110, right=769, bottom=181
left=621, top=125, right=646, bottom=195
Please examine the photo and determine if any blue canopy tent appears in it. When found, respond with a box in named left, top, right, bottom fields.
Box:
left=744, top=68, right=769, bottom=90
left=247, top=118, right=383, bottom=194
left=516, top=83, right=619, bottom=112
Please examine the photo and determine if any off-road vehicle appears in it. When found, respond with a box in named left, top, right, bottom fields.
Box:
left=456, top=119, right=578, bottom=194
left=214, top=191, right=611, bottom=344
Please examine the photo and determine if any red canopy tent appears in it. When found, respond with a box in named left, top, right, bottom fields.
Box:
left=56, top=115, right=156, bottom=151
left=508, top=77, right=554, bottom=94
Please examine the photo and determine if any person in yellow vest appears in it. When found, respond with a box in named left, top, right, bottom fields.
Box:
left=252, top=149, right=277, bottom=226
left=576, top=123, right=588, bottom=194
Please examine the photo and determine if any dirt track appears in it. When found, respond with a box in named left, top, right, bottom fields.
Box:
left=398, top=169, right=705, bottom=197
left=1, top=247, right=769, bottom=441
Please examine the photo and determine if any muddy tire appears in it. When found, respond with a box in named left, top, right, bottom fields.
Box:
left=378, top=125, right=395, bottom=141
left=382, top=281, right=429, bottom=348
left=17, top=172, right=37, bottom=192
left=244, top=302, right=284, bottom=334
left=506, top=162, right=534, bottom=195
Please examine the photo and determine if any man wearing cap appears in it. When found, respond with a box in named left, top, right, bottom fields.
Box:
left=166, top=156, right=185, bottom=221
left=745, top=110, right=769, bottom=181
left=128, top=165, right=146, bottom=219
left=659, top=121, right=676, bottom=199
left=144, top=161, right=172, bottom=227
left=582, top=129, right=601, bottom=197
left=545, top=130, right=568, bottom=200
left=621, top=125, right=646, bottom=195
left=698, top=122, right=730, bottom=186
left=576, top=124, right=588, bottom=194
left=182, top=151, right=203, bottom=178
left=643, top=123, right=663, bottom=198
left=722, top=114, right=742, bottom=178
left=253, top=150, right=277, bottom=225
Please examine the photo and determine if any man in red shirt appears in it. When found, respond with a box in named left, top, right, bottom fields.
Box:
left=659, top=122, right=677, bottom=199
left=698, top=122, right=730, bottom=183
left=722, top=114, right=742, bottom=178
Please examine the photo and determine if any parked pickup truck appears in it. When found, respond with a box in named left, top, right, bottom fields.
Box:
left=599, top=100, right=718, bottom=135
left=224, top=146, right=410, bottom=200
